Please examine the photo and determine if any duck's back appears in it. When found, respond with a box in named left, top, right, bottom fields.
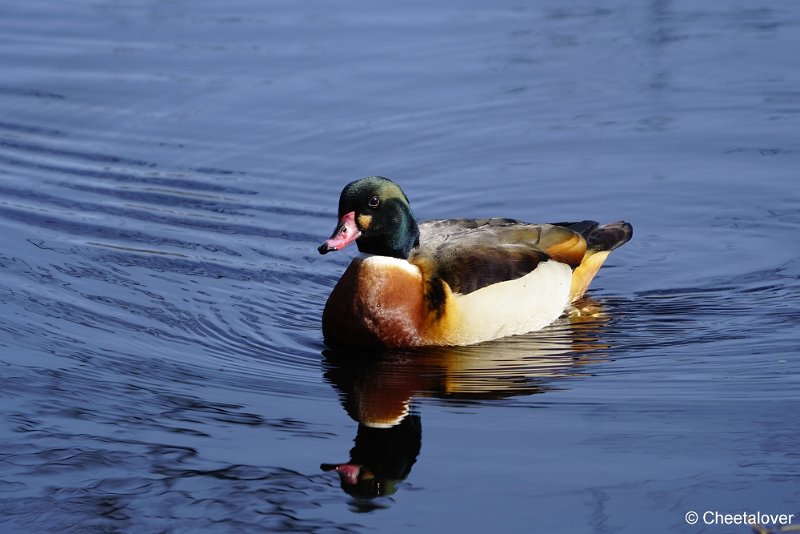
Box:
left=413, top=218, right=606, bottom=295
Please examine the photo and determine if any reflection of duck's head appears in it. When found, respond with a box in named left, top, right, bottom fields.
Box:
left=324, top=303, right=611, bottom=428
left=321, top=415, right=421, bottom=500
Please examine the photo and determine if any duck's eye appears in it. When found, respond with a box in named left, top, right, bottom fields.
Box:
left=368, top=195, right=380, bottom=208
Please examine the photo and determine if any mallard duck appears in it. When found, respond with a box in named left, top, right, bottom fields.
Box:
left=318, top=176, right=631, bottom=348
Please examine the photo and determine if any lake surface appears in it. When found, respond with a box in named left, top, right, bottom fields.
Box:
left=1, top=0, right=798, bottom=532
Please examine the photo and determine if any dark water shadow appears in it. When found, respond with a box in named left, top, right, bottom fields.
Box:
left=319, top=299, right=614, bottom=509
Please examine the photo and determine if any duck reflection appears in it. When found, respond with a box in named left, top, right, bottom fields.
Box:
left=320, top=299, right=611, bottom=503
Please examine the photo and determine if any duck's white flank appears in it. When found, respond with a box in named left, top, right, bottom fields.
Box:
left=447, top=260, right=572, bottom=345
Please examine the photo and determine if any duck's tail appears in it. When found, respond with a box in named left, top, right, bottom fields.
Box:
left=553, top=220, right=633, bottom=302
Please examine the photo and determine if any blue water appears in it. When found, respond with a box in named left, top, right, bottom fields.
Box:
left=1, top=1, right=798, bottom=532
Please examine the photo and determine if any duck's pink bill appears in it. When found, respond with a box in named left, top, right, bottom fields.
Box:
left=318, top=211, right=361, bottom=254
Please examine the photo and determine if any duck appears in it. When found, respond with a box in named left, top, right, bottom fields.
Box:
left=318, top=176, right=632, bottom=348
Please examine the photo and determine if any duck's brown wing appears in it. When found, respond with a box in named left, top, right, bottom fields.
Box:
left=413, top=219, right=591, bottom=295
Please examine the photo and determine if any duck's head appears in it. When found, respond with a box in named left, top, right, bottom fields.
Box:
left=318, top=176, right=420, bottom=259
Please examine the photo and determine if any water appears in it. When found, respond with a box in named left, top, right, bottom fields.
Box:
left=1, top=0, right=798, bottom=532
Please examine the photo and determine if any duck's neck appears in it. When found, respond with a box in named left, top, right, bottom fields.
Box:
left=391, top=218, right=420, bottom=258
left=357, top=207, right=420, bottom=259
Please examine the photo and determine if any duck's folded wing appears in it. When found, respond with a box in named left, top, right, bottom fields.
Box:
left=415, top=220, right=594, bottom=294
left=420, top=219, right=588, bottom=257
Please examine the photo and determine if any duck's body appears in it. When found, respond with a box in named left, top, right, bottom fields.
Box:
left=319, top=177, right=632, bottom=348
